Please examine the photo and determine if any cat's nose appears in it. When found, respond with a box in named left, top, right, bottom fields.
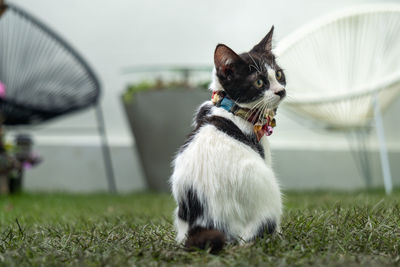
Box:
left=275, top=89, right=286, bottom=99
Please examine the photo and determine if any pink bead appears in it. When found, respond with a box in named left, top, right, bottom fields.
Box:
left=0, top=81, right=5, bottom=99
left=266, top=126, right=273, bottom=136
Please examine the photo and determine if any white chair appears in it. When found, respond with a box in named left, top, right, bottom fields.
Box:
left=275, top=4, right=400, bottom=194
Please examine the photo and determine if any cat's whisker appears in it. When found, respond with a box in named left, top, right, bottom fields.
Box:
left=261, top=98, right=276, bottom=111
left=244, top=97, right=277, bottom=125
left=259, top=104, right=268, bottom=123
left=252, top=102, right=262, bottom=124
left=255, top=101, right=267, bottom=124
left=243, top=100, right=264, bottom=122
left=248, top=53, right=262, bottom=73
left=249, top=64, right=260, bottom=73
left=284, top=94, right=295, bottom=100
left=251, top=100, right=265, bottom=113
left=244, top=108, right=258, bottom=123
left=257, top=60, right=263, bottom=73
left=242, top=99, right=263, bottom=116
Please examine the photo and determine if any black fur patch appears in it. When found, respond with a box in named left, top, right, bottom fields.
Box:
left=195, top=104, right=212, bottom=124
left=185, top=226, right=226, bottom=254
left=255, top=220, right=277, bottom=239
left=180, top=113, right=264, bottom=159
left=206, top=116, right=264, bottom=158
left=178, top=188, right=204, bottom=224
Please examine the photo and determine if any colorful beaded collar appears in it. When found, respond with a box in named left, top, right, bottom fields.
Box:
left=211, top=91, right=276, bottom=141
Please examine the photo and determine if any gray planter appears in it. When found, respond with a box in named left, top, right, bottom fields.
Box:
left=122, top=88, right=210, bottom=192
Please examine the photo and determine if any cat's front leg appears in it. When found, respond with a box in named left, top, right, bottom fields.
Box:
left=174, top=207, right=189, bottom=243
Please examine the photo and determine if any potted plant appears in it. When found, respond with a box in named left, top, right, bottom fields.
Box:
left=0, top=127, right=42, bottom=195
left=122, top=66, right=211, bottom=192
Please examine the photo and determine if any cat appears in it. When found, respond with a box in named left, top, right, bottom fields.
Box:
left=170, top=26, right=286, bottom=254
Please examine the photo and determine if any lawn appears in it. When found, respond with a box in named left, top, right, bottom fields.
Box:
left=0, top=190, right=399, bottom=266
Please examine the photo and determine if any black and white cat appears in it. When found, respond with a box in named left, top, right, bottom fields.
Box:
left=171, top=26, right=286, bottom=253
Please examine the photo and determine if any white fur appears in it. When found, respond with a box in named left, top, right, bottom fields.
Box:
left=174, top=209, right=189, bottom=242
left=209, top=68, right=223, bottom=92
left=171, top=71, right=283, bottom=244
left=266, top=65, right=285, bottom=95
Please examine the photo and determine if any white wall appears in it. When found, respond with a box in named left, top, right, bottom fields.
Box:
left=7, top=0, right=399, bottom=192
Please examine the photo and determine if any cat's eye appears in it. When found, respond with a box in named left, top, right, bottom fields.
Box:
left=276, top=70, right=283, bottom=81
left=254, top=79, right=264, bottom=88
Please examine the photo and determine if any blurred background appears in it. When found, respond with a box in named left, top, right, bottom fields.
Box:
left=3, top=0, right=400, bottom=193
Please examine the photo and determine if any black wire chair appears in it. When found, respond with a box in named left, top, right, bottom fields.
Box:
left=0, top=1, right=116, bottom=191
left=0, top=1, right=99, bottom=125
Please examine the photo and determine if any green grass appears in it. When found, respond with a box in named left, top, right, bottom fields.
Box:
left=1, top=190, right=400, bottom=266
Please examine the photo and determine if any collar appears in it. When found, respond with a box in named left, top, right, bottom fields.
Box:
left=211, top=91, right=276, bottom=141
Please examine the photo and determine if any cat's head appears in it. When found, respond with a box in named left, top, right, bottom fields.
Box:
left=212, top=26, right=286, bottom=111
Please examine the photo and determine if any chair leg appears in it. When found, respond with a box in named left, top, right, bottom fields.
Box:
left=373, top=94, right=392, bottom=194
left=347, top=129, right=373, bottom=188
left=96, top=104, right=117, bottom=193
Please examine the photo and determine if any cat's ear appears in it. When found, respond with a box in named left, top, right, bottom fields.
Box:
left=251, top=25, right=274, bottom=53
left=214, top=44, right=243, bottom=79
